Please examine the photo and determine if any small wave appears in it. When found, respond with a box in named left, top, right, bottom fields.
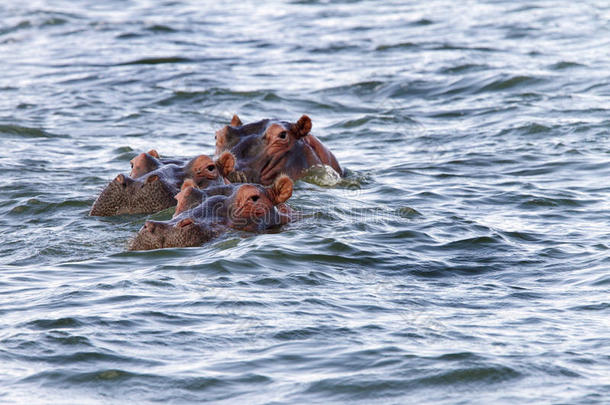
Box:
left=146, top=24, right=178, bottom=33
left=477, top=74, right=545, bottom=93
left=18, top=350, right=155, bottom=367
left=439, top=74, right=545, bottom=97
left=24, top=317, right=84, bottom=330
left=519, top=196, right=585, bottom=208
left=155, top=88, right=279, bottom=107
left=375, top=42, right=418, bottom=52
left=416, top=365, right=521, bottom=386
left=309, top=43, right=362, bottom=53
left=336, top=113, right=419, bottom=129
left=9, top=198, right=91, bottom=216
left=500, top=230, right=543, bottom=243
left=0, top=124, right=63, bottom=138
left=395, top=207, right=422, bottom=218
left=43, top=332, right=93, bottom=347
left=315, top=80, right=385, bottom=97
left=22, top=368, right=156, bottom=385
left=498, top=122, right=553, bottom=137
left=439, top=236, right=505, bottom=250
left=303, top=364, right=520, bottom=399
left=117, top=57, right=193, bottom=66
left=439, top=63, right=489, bottom=75
left=0, top=20, right=32, bottom=36
left=549, top=61, right=585, bottom=70
left=274, top=326, right=354, bottom=341
left=590, top=275, right=610, bottom=286
left=570, top=302, right=610, bottom=311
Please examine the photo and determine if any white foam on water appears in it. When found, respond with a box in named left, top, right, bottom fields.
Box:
left=301, top=165, right=342, bottom=187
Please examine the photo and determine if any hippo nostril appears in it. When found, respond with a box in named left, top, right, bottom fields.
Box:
left=215, top=128, right=227, bottom=145
left=144, top=221, right=156, bottom=233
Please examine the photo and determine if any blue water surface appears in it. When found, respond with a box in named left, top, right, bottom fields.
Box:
left=0, top=1, right=609, bottom=403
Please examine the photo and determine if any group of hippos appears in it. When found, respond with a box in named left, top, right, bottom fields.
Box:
left=90, top=115, right=343, bottom=250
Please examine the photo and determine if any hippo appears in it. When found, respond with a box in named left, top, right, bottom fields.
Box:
left=215, top=114, right=342, bottom=185
left=89, top=151, right=236, bottom=216
left=127, top=175, right=294, bottom=250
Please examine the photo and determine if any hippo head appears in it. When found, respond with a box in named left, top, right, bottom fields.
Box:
left=130, top=149, right=161, bottom=178
left=127, top=214, right=221, bottom=251
left=173, top=179, right=207, bottom=217
left=89, top=173, right=176, bottom=216
left=176, top=175, right=294, bottom=231
left=215, top=115, right=269, bottom=157
left=90, top=152, right=235, bottom=217
left=225, top=175, right=294, bottom=231
left=127, top=176, right=293, bottom=251
left=215, top=115, right=314, bottom=185
left=185, top=151, right=235, bottom=188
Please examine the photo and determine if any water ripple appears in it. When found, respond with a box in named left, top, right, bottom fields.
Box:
left=1, top=0, right=608, bottom=403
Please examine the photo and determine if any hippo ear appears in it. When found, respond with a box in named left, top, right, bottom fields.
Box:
left=230, top=114, right=243, bottom=127
left=292, top=115, right=312, bottom=139
left=146, top=174, right=160, bottom=184
left=268, top=174, right=293, bottom=204
left=115, top=174, right=126, bottom=185
left=181, top=178, right=197, bottom=191
left=215, top=151, right=235, bottom=176
left=115, top=174, right=134, bottom=187
left=147, top=149, right=160, bottom=158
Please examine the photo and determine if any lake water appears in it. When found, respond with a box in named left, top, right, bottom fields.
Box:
left=0, top=0, right=609, bottom=403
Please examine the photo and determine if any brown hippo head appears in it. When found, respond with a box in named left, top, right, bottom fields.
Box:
left=215, top=115, right=342, bottom=185
left=186, top=151, right=235, bottom=188
left=173, top=179, right=205, bottom=218
left=129, top=149, right=161, bottom=178
left=226, top=175, right=293, bottom=231
left=127, top=215, right=222, bottom=251
left=90, top=152, right=236, bottom=216
left=127, top=176, right=293, bottom=251
left=172, top=179, right=234, bottom=218
left=89, top=173, right=177, bottom=216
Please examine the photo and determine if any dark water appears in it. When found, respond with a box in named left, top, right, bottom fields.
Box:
left=1, top=0, right=609, bottom=403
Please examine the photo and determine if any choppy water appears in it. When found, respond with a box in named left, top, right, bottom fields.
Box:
left=1, top=0, right=609, bottom=403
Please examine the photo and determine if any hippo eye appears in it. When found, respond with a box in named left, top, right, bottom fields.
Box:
left=278, top=131, right=287, bottom=139
left=130, top=162, right=133, bottom=168
left=250, top=195, right=259, bottom=202
left=207, top=165, right=215, bottom=171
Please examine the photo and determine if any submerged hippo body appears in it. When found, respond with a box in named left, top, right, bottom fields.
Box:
left=128, top=176, right=294, bottom=250
left=89, top=151, right=235, bottom=216
left=215, top=114, right=342, bottom=185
